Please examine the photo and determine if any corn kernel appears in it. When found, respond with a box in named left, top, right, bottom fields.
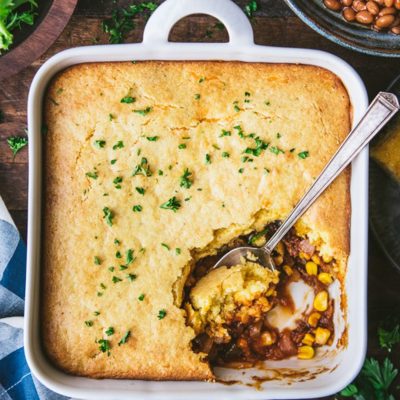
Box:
left=314, top=291, right=329, bottom=312
left=283, top=265, right=293, bottom=276
left=274, top=255, right=283, bottom=266
left=305, top=261, right=318, bottom=276
left=311, top=254, right=320, bottom=265
left=260, top=331, right=275, bottom=346
left=318, top=272, right=333, bottom=285
left=308, top=312, right=321, bottom=327
left=314, top=327, right=331, bottom=345
left=298, top=346, right=315, bottom=359
left=322, top=254, right=333, bottom=263
left=302, top=333, right=315, bottom=346
left=299, top=251, right=311, bottom=260
left=276, top=242, right=285, bottom=255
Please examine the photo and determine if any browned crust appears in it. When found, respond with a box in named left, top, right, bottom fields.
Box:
left=41, top=61, right=351, bottom=380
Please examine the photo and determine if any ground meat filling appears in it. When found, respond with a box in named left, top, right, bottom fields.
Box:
left=185, top=222, right=337, bottom=366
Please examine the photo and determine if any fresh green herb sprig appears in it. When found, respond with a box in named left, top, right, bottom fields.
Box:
left=7, top=136, right=28, bottom=158
left=244, top=0, right=258, bottom=18
left=180, top=168, right=193, bottom=189
left=102, top=2, right=157, bottom=44
left=160, top=196, right=181, bottom=212
left=0, top=0, right=38, bottom=53
left=132, top=157, right=152, bottom=177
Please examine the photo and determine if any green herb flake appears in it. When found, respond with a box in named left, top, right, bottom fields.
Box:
left=112, top=276, right=122, bottom=283
left=146, top=136, right=159, bottom=141
left=109, top=113, right=115, bottom=121
left=233, top=101, right=240, bottom=112
left=178, top=143, right=187, bottom=149
left=160, top=197, right=181, bottom=212
left=298, top=151, right=309, bottom=159
left=132, top=205, right=143, bottom=212
left=194, top=94, right=201, bottom=100
left=270, top=146, right=285, bottom=155
left=238, top=168, right=244, bottom=174
left=114, top=239, right=121, bottom=245
left=7, top=136, right=28, bottom=157
left=103, top=207, right=114, bottom=226
left=85, top=320, right=94, bottom=327
left=277, top=132, right=281, bottom=139
left=161, top=243, right=170, bottom=251
left=94, top=256, right=101, bottom=265
left=119, top=264, right=127, bottom=271
left=132, top=157, right=152, bottom=177
left=113, top=176, right=123, bottom=185
left=220, top=130, right=231, bottom=137
left=205, top=153, right=211, bottom=164
left=120, top=96, right=136, bottom=104
left=116, top=250, right=122, bottom=258
left=127, top=273, right=137, bottom=282
left=126, top=249, right=135, bottom=265
left=94, top=311, right=100, bottom=316
left=244, top=137, right=269, bottom=157
left=105, top=327, right=115, bottom=336
left=98, top=339, right=111, bottom=354
left=157, top=309, right=167, bottom=320
left=138, top=293, right=145, bottom=301
left=113, top=140, right=124, bottom=150
left=111, top=159, right=117, bottom=165
left=180, top=168, right=193, bottom=189
left=86, top=171, right=98, bottom=179
left=199, top=77, right=205, bottom=83
left=118, top=330, right=131, bottom=345
left=94, top=140, right=106, bottom=149
left=222, top=152, right=230, bottom=158
left=158, top=169, right=164, bottom=176
left=212, top=144, right=220, bottom=150
left=175, top=248, right=181, bottom=255
left=108, top=266, right=115, bottom=272
left=134, top=107, right=152, bottom=116
left=135, top=187, right=145, bottom=195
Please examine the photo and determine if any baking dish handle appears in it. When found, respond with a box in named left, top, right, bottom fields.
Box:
left=142, top=0, right=254, bottom=46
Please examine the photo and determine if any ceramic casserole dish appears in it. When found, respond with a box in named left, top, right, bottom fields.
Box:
left=25, top=0, right=369, bottom=398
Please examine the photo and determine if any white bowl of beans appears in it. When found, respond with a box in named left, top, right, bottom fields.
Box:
left=284, top=0, right=400, bottom=57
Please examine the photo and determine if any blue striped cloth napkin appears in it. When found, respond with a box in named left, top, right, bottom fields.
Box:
left=0, top=196, right=68, bottom=400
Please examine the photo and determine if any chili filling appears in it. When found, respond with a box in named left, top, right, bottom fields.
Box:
left=184, top=222, right=337, bottom=366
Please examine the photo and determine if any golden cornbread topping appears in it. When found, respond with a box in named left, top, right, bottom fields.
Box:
left=42, top=61, right=350, bottom=380
left=185, top=223, right=337, bottom=366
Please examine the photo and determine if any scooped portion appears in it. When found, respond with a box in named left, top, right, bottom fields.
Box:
left=186, top=260, right=279, bottom=345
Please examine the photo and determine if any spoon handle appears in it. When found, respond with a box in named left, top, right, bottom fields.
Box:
left=263, top=92, right=400, bottom=254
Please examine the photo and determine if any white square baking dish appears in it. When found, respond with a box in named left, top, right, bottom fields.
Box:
left=25, top=0, right=369, bottom=398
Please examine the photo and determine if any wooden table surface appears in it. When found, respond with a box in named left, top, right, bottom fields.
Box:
left=1, top=1, right=399, bottom=398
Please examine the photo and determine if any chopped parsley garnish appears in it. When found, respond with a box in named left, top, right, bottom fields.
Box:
left=220, top=129, right=231, bottom=137
left=244, top=137, right=269, bottom=156
left=126, top=249, right=135, bottom=265
left=270, top=146, right=285, bottom=155
left=114, top=239, right=121, bottom=245
left=113, top=176, right=123, bottom=185
left=264, top=168, right=270, bottom=174
left=105, top=327, right=114, bottom=336
left=178, top=143, right=187, bottom=149
left=238, top=168, right=244, bottom=174
left=94, top=256, right=101, bottom=265
left=233, top=101, right=240, bottom=112
left=132, top=157, right=152, bottom=177
left=290, top=148, right=296, bottom=153
left=135, top=186, right=145, bottom=195
left=118, top=330, right=131, bottom=345
left=244, top=0, right=258, bottom=17
left=108, top=266, right=115, bottom=272
left=134, top=107, right=152, bottom=116
left=157, top=309, right=167, bottom=320
left=241, top=156, right=253, bottom=163
left=194, top=93, right=201, bottom=100
left=112, top=276, right=122, bottom=283
left=222, top=152, right=230, bottom=158
left=103, top=207, right=114, bottom=226
left=265, top=100, right=271, bottom=106
left=120, top=96, right=135, bottom=104
left=184, top=196, right=192, bottom=201
left=119, top=265, right=127, bottom=270
left=277, top=132, right=281, bottom=138
left=132, top=205, right=142, bottom=212
left=111, top=159, right=117, bottom=165
left=160, top=196, right=181, bottom=212
left=298, top=151, right=309, bottom=159
left=7, top=136, right=28, bottom=157
left=127, top=273, right=137, bottom=282
left=180, top=169, right=193, bottom=189
left=97, top=292, right=103, bottom=297
left=116, top=250, right=122, bottom=258
left=158, top=169, right=164, bottom=176
left=245, top=91, right=251, bottom=97
left=175, top=248, right=181, bottom=255
left=109, top=113, right=115, bottom=121
left=94, top=311, right=100, bottom=316
left=146, top=136, right=159, bottom=141
left=86, top=171, right=98, bottom=179
left=205, top=153, right=211, bottom=164
left=249, top=228, right=269, bottom=245
left=94, top=140, right=106, bottom=148
left=199, top=77, right=205, bottom=83
left=100, top=283, right=107, bottom=290
left=85, top=320, right=93, bottom=327
left=98, top=339, right=111, bottom=354
left=161, top=243, right=170, bottom=250
left=138, top=294, right=145, bottom=301
left=113, top=140, right=124, bottom=150
left=212, top=144, right=220, bottom=150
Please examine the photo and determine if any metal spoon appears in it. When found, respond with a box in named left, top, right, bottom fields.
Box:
left=213, top=92, right=400, bottom=271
